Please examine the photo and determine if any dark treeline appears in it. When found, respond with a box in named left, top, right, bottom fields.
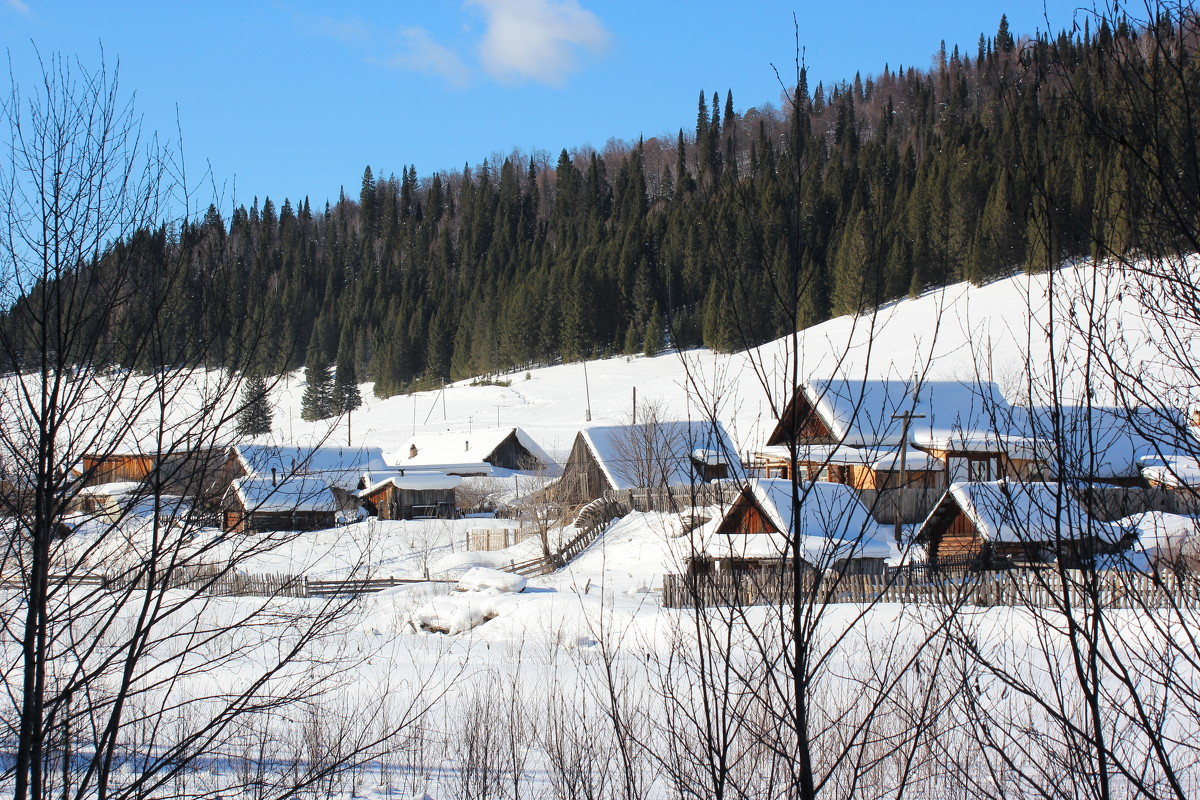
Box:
left=6, top=12, right=1197, bottom=401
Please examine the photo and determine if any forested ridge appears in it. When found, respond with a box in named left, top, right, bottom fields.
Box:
left=6, top=13, right=1197, bottom=403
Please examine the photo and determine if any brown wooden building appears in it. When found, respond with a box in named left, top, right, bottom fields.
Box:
left=358, top=472, right=460, bottom=520
left=915, top=480, right=1123, bottom=569
left=222, top=476, right=337, bottom=534
left=556, top=421, right=740, bottom=508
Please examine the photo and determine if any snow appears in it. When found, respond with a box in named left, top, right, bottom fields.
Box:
left=232, top=443, right=391, bottom=490
left=455, top=567, right=527, bottom=593
left=229, top=475, right=337, bottom=513
left=1140, top=453, right=1200, bottom=488
left=578, top=420, right=740, bottom=490
left=941, top=480, right=1121, bottom=544
left=359, top=471, right=462, bottom=494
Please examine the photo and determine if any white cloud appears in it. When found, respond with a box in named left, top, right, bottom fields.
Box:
left=467, top=0, right=610, bottom=87
left=381, top=27, right=472, bottom=89
left=5, top=0, right=32, bottom=18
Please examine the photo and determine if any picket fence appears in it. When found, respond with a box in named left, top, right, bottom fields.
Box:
left=661, top=567, right=1200, bottom=610
left=1, top=571, right=456, bottom=599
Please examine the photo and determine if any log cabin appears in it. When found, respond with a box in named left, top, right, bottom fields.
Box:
left=222, top=475, right=337, bottom=534
left=386, top=427, right=555, bottom=477
left=914, top=480, right=1123, bottom=569
left=357, top=471, right=460, bottom=520
left=701, top=479, right=895, bottom=575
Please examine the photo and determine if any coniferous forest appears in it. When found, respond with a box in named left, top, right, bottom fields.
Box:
left=6, top=14, right=1197, bottom=403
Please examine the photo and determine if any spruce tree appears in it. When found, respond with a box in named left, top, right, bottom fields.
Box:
left=334, top=339, right=362, bottom=414
left=236, top=373, right=273, bottom=437
left=301, top=329, right=335, bottom=421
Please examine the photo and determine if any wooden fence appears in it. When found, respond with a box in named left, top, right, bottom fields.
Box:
left=0, top=571, right=455, bottom=599
left=500, top=496, right=632, bottom=577
left=468, top=527, right=541, bottom=552
left=662, top=567, right=1200, bottom=610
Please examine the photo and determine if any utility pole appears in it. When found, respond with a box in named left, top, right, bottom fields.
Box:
left=890, top=411, right=925, bottom=544
left=632, top=386, right=637, bottom=425
left=583, top=361, right=592, bottom=422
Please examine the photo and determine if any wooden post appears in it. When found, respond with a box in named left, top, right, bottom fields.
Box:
left=891, top=410, right=926, bottom=542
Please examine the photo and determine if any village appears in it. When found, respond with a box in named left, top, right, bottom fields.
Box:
left=55, top=262, right=1200, bottom=612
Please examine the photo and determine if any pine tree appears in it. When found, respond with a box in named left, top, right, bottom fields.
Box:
left=643, top=303, right=664, bottom=357
left=236, top=374, right=273, bottom=437
left=333, top=337, right=362, bottom=414
left=301, top=329, right=335, bottom=421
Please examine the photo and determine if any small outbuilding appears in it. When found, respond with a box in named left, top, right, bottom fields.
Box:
left=386, top=427, right=555, bottom=476
left=557, top=420, right=740, bottom=507
left=222, top=476, right=337, bottom=534
left=358, top=471, right=461, bottom=520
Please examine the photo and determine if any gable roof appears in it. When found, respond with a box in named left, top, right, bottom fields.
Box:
left=578, top=420, right=741, bottom=491
left=231, top=444, right=389, bottom=491
left=228, top=476, right=337, bottom=514
left=772, top=379, right=1019, bottom=450
left=386, top=427, right=556, bottom=475
left=359, top=471, right=462, bottom=497
left=708, top=479, right=895, bottom=564
left=922, top=480, right=1117, bottom=544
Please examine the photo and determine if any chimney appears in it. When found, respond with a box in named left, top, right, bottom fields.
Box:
left=271, top=467, right=277, bottom=486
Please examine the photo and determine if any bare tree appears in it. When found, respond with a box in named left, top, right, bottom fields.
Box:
left=0, top=51, right=436, bottom=800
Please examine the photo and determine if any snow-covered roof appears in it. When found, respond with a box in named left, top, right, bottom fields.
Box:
left=76, top=481, right=143, bottom=497
left=229, top=476, right=337, bottom=514
left=579, top=420, right=741, bottom=491
left=755, top=444, right=942, bottom=472
left=232, top=443, right=389, bottom=491
left=359, top=471, right=462, bottom=496
left=1139, top=453, right=1200, bottom=488
left=799, top=379, right=1017, bottom=449
left=707, top=479, right=895, bottom=565
left=386, top=427, right=556, bottom=475
left=1029, top=406, right=1197, bottom=480
left=935, top=480, right=1117, bottom=544
left=1113, top=510, right=1198, bottom=556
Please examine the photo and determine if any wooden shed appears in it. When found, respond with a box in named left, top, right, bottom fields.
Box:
left=914, top=480, right=1122, bottom=569
left=556, top=420, right=740, bottom=507
left=222, top=476, right=337, bottom=534
left=80, top=454, right=155, bottom=487
left=358, top=471, right=460, bottom=520
left=388, top=427, right=556, bottom=476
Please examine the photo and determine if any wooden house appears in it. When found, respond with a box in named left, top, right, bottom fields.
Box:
left=757, top=378, right=1047, bottom=488
left=225, top=443, right=394, bottom=512
left=80, top=453, right=155, bottom=487
left=387, top=427, right=556, bottom=476
left=701, top=479, right=894, bottom=574
left=222, top=476, right=337, bottom=534
left=753, top=443, right=943, bottom=489
left=914, top=480, right=1123, bottom=569
left=358, top=471, right=461, bottom=520
left=556, top=420, right=740, bottom=507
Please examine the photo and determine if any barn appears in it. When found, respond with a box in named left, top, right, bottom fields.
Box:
left=387, top=427, right=555, bottom=476
left=79, top=453, right=156, bottom=487
left=914, top=480, right=1123, bottom=569
left=222, top=476, right=337, bottom=534
left=358, top=471, right=461, bottom=520
left=556, top=420, right=740, bottom=507
left=702, top=479, right=895, bottom=574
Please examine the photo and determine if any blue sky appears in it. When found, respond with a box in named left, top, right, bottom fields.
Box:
left=3, top=1, right=1089, bottom=213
